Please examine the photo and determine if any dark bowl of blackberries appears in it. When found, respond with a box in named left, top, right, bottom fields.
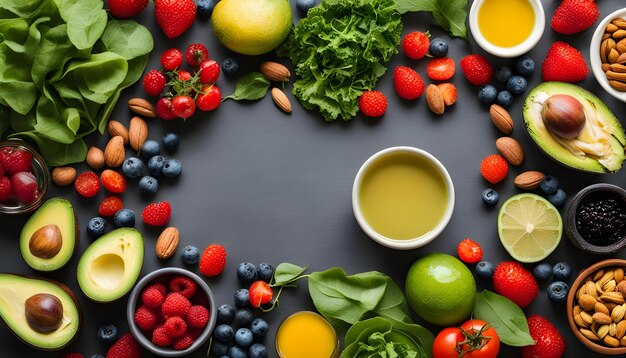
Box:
left=566, top=183, right=626, bottom=255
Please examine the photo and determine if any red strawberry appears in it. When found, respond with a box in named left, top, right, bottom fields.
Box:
left=142, top=287, right=165, bottom=310
left=426, top=58, right=455, bottom=81
left=164, top=316, right=187, bottom=338
left=142, top=201, right=172, bottom=226
left=493, top=261, right=539, bottom=308
left=161, top=48, right=183, bottom=71
left=186, top=305, right=209, bottom=328
left=156, top=97, right=178, bottom=120
left=185, top=44, right=209, bottom=67
left=101, top=169, right=126, bottom=193
left=172, top=333, right=193, bottom=350
left=521, top=315, right=566, bottom=358
left=196, top=85, right=222, bottom=112
left=162, top=292, right=192, bottom=319
left=402, top=31, right=430, bottom=60
left=460, top=54, right=494, bottom=86
left=542, top=41, right=588, bottom=82
left=199, top=244, right=227, bottom=277
left=107, top=0, right=148, bottom=19
left=143, top=70, right=167, bottom=97
left=0, top=176, right=12, bottom=201
left=106, top=332, right=141, bottom=358
left=178, top=70, right=192, bottom=82
left=480, top=154, right=509, bottom=184
left=74, top=171, right=100, bottom=197
left=152, top=325, right=172, bottom=347
left=393, top=66, right=425, bottom=100
left=457, top=238, right=483, bottom=264
left=99, top=196, right=124, bottom=217
left=155, top=0, right=197, bottom=39
left=134, top=305, right=158, bottom=331
left=171, top=95, right=196, bottom=119
left=0, top=147, right=32, bottom=175
left=437, top=83, right=458, bottom=106
left=169, top=276, right=197, bottom=298
left=249, top=280, right=273, bottom=308
left=12, top=172, right=38, bottom=204
left=551, top=0, right=599, bottom=35
left=199, top=60, right=220, bottom=84
left=358, top=90, right=387, bottom=117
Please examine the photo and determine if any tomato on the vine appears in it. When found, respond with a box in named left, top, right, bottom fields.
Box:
left=432, top=319, right=500, bottom=358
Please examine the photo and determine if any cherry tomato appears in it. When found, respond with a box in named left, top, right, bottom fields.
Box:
left=171, top=95, right=196, bottom=119
left=433, top=319, right=500, bottom=358
left=196, top=85, right=221, bottom=112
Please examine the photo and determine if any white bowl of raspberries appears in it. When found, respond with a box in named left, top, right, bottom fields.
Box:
left=127, top=267, right=217, bottom=356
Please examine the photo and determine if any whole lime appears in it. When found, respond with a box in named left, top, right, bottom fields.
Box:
left=211, top=0, right=293, bottom=56
left=405, top=253, right=476, bottom=326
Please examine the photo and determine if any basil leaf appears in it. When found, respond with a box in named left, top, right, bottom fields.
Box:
left=394, top=0, right=468, bottom=39
left=224, top=72, right=270, bottom=101
left=473, top=290, right=535, bottom=346
left=272, top=263, right=308, bottom=286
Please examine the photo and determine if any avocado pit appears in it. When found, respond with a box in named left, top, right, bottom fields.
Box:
left=29, top=225, right=62, bottom=259
left=541, top=94, right=586, bottom=139
left=25, top=293, right=63, bottom=334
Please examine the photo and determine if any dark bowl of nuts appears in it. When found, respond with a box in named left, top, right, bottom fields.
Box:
left=566, top=183, right=626, bottom=255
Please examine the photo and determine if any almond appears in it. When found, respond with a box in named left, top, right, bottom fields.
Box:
left=616, top=320, right=626, bottom=340
left=594, top=312, right=614, bottom=325
left=271, top=88, right=292, bottom=113
left=155, top=227, right=180, bottom=259
left=513, top=171, right=545, bottom=190
left=104, top=136, right=125, bottom=168
left=86, top=146, right=105, bottom=170
left=580, top=294, right=598, bottom=311
left=128, top=98, right=156, bottom=118
left=495, top=137, right=524, bottom=165
left=129, top=116, right=148, bottom=151
left=426, top=84, right=444, bottom=115
left=260, top=61, right=291, bottom=82
left=51, top=167, right=76, bottom=186
left=108, top=120, right=129, bottom=145
left=618, top=281, right=626, bottom=297
left=489, top=104, right=514, bottom=134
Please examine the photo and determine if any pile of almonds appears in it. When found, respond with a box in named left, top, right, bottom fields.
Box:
left=488, top=104, right=525, bottom=166
left=260, top=61, right=292, bottom=114
left=573, top=266, right=626, bottom=347
left=600, top=18, right=626, bottom=91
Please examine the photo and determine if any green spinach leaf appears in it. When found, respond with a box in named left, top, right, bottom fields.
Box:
left=394, top=0, right=468, bottom=39
left=473, top=290, right=535, bottom=346
left=272, top=263, right=308, bottom=287
left=224, top=72, right=270, bottom=101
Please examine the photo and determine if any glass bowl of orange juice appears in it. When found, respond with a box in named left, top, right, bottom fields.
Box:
left=275, top=311, right=339, bottom=358
left=469, top=0, right=545, bottom=58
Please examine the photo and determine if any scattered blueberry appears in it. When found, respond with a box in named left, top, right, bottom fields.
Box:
left=429, top=37, right=448, bottom=57
left=162, top=159, right=182, bottom=178
left=547, top=281, right=569, bottom=302
left=210, top=341, right=229, bottom=356
left=181, top=245, right=200, bottom=265
left=122, top=157, right=144, bottom=179
left=214, top=324, right=235, bottom=343
left=234, top=308, right=254, bottom=327
left=553, top=262, right=572, bottom=281
left=196, top=0, right=215, bottom=17
left=216, top=304, right=235, bottom=325
left=515, top=56, right=535, bottom=77
left=237, top=262, right=257, bottom=282
left=222, top=58, right=239, bottom=77
left=478, top=85, right=498, bottom=104
left=249, top=344, right=269, bottom=358
left=234, top=288, right=250, bottom=308
left=97, top=324, right=118, bottom=344
left=496, top=90, right=513, bottom=107
left=87, top=217, right=106, bottom=238
left=250, top=318, right=268, bottom=339
left=548, top=189, right=567, bottom=209
left=481, top=188, right=499, bottom=206
left=296, top=0, right=316, bottom=12
left=229, top=345, right=248, bottom=358
left=113, top=209, right=135, bottom=228
left=540, top=176, right=559, bottom=195
left=161, top=133, right=180, bottom=154
left=257, top=263, right=274, bottom=282
left=147, top=155, right=165, bottom=176
left=235, top=328, right=254, bottom=348
left=140, top=140, right=160, bottom=160
left=507, top=75, right=527, bottom=94
left=138, top=176, right=158, bottom=195
left=494, top=65, right=513, bottom=83
left=475, top=261, right=494, bottom=279
left=533, top=262, right=553, bottom=281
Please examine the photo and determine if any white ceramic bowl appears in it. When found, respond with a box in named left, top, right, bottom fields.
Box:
left=352, top=147, right=455, bottom=250
left=590, top=8, right=626, bottom=102
left=469, top=0, right=545, bottom=58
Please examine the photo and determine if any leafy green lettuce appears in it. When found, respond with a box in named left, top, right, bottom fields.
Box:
left=0, top=0, right=153, bottom=165
left=277, top=0, right=402, bottom=122
left=394, top=0, right=468, bottom=39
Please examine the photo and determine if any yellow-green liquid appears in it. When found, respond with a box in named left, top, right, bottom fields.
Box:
left=359, top=152, right=448, bottom=240
left=478, top=0, right=535, bottom=48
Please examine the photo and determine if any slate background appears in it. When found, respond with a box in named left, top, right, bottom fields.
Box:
left=0, top=0, right=625, bottom=357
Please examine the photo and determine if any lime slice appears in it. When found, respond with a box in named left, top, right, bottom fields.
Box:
left=498, top=193, right=563, bottom=263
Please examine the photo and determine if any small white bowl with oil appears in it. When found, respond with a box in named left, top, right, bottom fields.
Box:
left=352, top=147, right=455, bottom=250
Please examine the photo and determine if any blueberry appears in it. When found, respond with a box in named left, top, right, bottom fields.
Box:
left=140, top=140, right=160, bottom=160
left=162, top=159, right=182, bottom=178
left=475, top=261, right=494, bottom=279
left=213, top=324, right=234, bottom=343
left=553, top=262, right=572, bottom=281
left=429, top=37, right=448, bottom=57
left=257, top=263, right=274, bottom=282
left=216, top=304, right=235, bottom=324
left=138, top=176, right=158, bottom=195
left=494, top=65, right=513, bottom=83
left=250, top=318, right=268, bottom=338
left=496, top=90, right=513, bottom=107
left=249, top=344, right=269, bottom=358
left=181, top=245, right=200, bottom=265
left=234, top=288, right=250, bottom=308
left=122, top=157, right=144, bottom=179
left=147, top=155, right=165, bottom=176
left=515, top=56, right=535, bottom=77
left=222, top=58, right=239, bottom=77
left=196, top=0, right=215, bottom=17
left=548, top=189, right=567, bottom=209
left=97, top=324, right=118, bottom=344
left=90, top=355, right=105, bottom=358
left=540, top=176, right=559, bottom=195
left=229, top=346, right=248, bottom=358
left=210, top=341, right=229, bottom=356
left=161, top=133, right=180, bottom=154
left=478, top=85, right=497, bottom=104
left=235, top=328, right=254, bottom=348
left=296, top=0, right=316, bottom=12
left=87, top=217, right=106, bottom=238
left=547, top=281, right=569, bottom=302
left=234, top=308, right=254, bottom=327
left=481, top=188, right=499, bottom=206
left=533, top=262, right=553, bottom=281
left=507, top=75, right=527, bottom=94
left=237, top=262, right=257, bottom=282
left=113, top=209, right=135, bottom=228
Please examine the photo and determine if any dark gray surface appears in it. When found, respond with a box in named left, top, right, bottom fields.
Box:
left=0, top=0, right=625, bottom=357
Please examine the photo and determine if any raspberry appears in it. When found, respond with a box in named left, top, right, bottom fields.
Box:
left=106, top=332, right=141, bottom=358
left=0, top=147, right=32, bottom=175
left=199, top=244, right=227, bottom=277
left=152, top=325, right=172, bottom=347
left=186, top=305, right=209, bottom=328
left=141, top=287, right=165, bottom=310
left=164, top=316, right=187, bottom=338
left=188, top=327, right=203, bottom=339
left=0, top=176, right=13, bottom=201
left=172, top=333, right=194, bottom=350
left=162, top=292, right=192, bottom=319
left=147, top=283, right=168, bottom=297
left=61, top=354, right=84, bottom=358
left=169, top=276, right=197, bottom=298
left=142, top=201, right=172, bottom=226
left=134, top=305, right=158, bottom=331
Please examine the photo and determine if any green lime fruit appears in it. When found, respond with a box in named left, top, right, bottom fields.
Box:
left=405, top=253, right=476, bottom=326
left=211, top=0, right=293, bottom=56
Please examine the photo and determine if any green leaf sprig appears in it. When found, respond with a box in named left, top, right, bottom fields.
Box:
left=223, top=72, right=271, bottom=101
left=473, top=290, right=535, bottom=346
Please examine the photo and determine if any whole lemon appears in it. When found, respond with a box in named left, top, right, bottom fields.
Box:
left=211, top=0, right=293, bottom=56
left=405, top=253, right=476, bottom=326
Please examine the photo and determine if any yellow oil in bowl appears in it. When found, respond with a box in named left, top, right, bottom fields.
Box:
left=276, top=311, right=338, bottom=358
left=478, top=0, right=535, bottom=48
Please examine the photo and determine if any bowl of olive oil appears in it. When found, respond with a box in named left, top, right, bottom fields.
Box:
left=352, top=147, right=455, bottom=250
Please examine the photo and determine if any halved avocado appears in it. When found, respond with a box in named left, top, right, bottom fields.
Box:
left=0, top=273, right=81, bottom=350
left=19, top=198, right=79, bottom=271
left=523, top=82, right=626, bottom=173
left=77, top=228, right=144, bottom=302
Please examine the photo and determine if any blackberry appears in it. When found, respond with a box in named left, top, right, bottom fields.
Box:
left=576, top=194, right=626, bottom=246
